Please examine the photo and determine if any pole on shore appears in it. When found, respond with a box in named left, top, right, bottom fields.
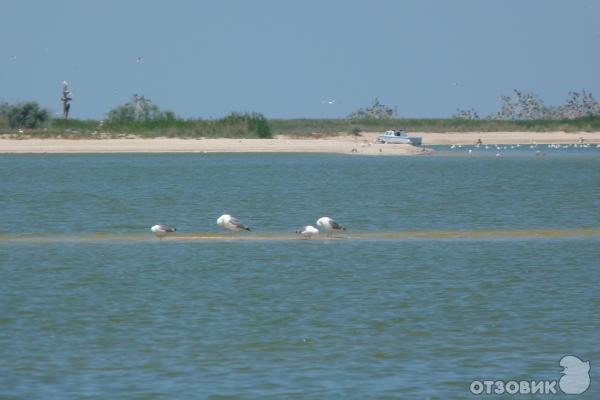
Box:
left=61, top=81, right=72, bottom=129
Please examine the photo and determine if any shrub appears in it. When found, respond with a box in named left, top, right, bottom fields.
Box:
left=489, top=90, right=600, bottom=120
left=0, top=102, right=8, bottom=128
left=210, top=112, right=272, bottom=138
left=99, top=111, right=272, bottom=139
left=452, top=108, right=480, bottom=120
left=6, top=101, right=50, bottom=129
left=106, top=95, right=177, bottom=123
left=232, top=112, right=271, bottom=138
left=349, top=98, right=397, bottom=119
left=351, top=126, right=362, bottom=135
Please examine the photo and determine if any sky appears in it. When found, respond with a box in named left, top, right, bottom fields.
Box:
left=1, top=0, right=599, bottom=119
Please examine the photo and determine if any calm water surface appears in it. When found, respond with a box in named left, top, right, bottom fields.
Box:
left=1, top=151, right=599, bottom=399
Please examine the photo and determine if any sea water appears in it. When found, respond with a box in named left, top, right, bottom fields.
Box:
left=1, top=150, right=599, bottom=398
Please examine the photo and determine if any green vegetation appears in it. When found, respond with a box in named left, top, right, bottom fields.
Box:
left=2, top=115, right=600, bottom=138
left=2, top=90, right=600, bottom=138
left=270, top=117, right=600, bottom=135
left=348, top=98, right=397, bottom=119
left=0, top=102, right=8, bottom=129
left=0, top=101, right=50, bottom=129
left=273, top=92, right=600, bottom=135
left=102, top=112, right=271, bottom=138
left=0, top=112, right=272, bottom=139
left=106, top=95, right=176, bottom=123
left=0, top=96, right=271, bottom=138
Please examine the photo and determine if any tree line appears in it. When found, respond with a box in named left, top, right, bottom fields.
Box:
left=452, top=90, right=600, bottom=120
left=2, top=90, right=600, bottom=131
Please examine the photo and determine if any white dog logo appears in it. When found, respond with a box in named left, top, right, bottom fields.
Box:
left=559, top=355, right=590, bottom=394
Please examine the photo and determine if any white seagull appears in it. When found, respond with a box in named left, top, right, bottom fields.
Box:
left=150, top=224, right=177, bottom=240
left=316, top=217, right=346, bottom=235
left=217, top=214, right=251, bottom=233
left=295, top=225, right=319, bottom=239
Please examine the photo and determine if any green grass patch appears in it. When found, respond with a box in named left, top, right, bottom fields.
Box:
left=2, top=116, right=600, bottom=138
left=2, top=113, right=272, bottom=139
left=270, top=117, right=600, bottom=135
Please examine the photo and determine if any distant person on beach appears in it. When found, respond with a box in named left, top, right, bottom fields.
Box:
left=476, top=138, right=483, bottom=145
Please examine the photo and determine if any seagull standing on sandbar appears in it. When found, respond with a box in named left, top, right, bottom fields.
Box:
left=295, top=225, right=319, bottom=239
left=150, top=224, right=177, bottom=240
left=217, top=214, right=251, bottom=233
left=316, top=217, right=346, bottom=235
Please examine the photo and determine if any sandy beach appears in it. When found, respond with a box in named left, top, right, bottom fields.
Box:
left=412, top=131, right=600, bottom=145
left=0, top=131, right=598, bottom=154
left=0, top=136, right=426, bottom=155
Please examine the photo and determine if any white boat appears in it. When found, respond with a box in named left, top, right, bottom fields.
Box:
left=377, top=130, right=422, bottom=146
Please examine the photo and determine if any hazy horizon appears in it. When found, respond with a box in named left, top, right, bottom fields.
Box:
left=2, top=0, right=599, bottom=119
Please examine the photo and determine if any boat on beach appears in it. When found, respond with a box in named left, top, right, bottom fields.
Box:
left=377, top=129, right=422, bottom=145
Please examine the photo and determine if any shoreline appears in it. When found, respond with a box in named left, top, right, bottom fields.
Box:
left=0, top=131, right=599, bottom=154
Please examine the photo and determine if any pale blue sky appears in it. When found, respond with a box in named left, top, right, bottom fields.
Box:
left=1, top=0, right=599, bottom=119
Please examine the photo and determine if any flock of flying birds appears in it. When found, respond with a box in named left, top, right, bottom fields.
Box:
left=150, top=215, right=346, bottom=240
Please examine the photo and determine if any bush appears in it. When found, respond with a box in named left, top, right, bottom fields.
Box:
left=99, top=111, right=272, bottom=139
left=349, top=98, right=397, bottom=120
left=6, top=101, right=49, bottom=129
left=487, top=90, right=600, bottom=120
left=220, top=112, right=271, bottom=138
left=351, top=126, right=362, bottom=135
left=0, top=102, right=8, bottom=129
left=106, top=95, right=177, bottom=123
left=452, top=108, right=480, bottom=120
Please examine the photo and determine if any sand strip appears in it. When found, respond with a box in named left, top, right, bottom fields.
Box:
left=0, top=132, right=598, bottom=154
left=0, top=137, right=426, bottom=155
left=1, top=228, right=598, bottom=243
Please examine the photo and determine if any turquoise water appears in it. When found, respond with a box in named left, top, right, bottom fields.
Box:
left=1, top=151, right=599, bottom=398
